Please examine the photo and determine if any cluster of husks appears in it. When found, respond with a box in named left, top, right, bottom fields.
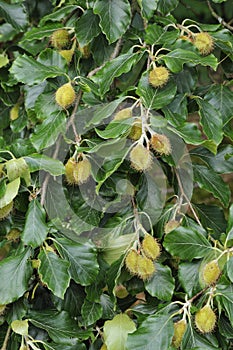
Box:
left=64, top=156, right=91, bottom=185
left=125, top=234, right=160, bottom=280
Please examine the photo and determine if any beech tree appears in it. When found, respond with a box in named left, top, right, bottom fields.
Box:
left=0, top=0, right=233, bottom=349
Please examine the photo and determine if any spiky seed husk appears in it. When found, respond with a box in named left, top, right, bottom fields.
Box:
left=55, top=83, right=76, bottom=109
left=125, top=249, right=139, bottom=276
left=164, top=220, right=180, bottom=234
left=150, top=134, right=171, bottom=155
left=194, top=32, right=214, bottom=55
left=73, top=158, right=91, bottom=185
left=59, top=49, right=74, bottom=64
left=172, top=319, right=187, bottom=348
left=201, top=260, right=221, bottom=286
left=149, top=66, right=169, bottom=88
left=130, top=144, right=152, bottom=171
left=137, top=255, right=155, bottom=280
left=142, top=234, right=160, bottom=261
left=6, top=228, right=21, bottom=241
left=65, top=157, right=91, bottom=185
left=114, top=108, right=132, bottom=121
left=128, top=118, right=142, bottom=140
left=0, top=201, right=13, bottom=220
left=51, top=29, right=69, bottom=49
left=195, top=305, right=216, bottom=333
left=65, top=158, right=77, bottom=184
left=10, top=104, right=20, bottom=121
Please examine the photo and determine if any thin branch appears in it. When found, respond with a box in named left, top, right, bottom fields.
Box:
left=207, top=0, right=233, bottom=31
left=1, top=326, right=11, bottom=350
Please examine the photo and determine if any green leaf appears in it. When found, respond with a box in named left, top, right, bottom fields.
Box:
left=178, top=261, right=202, bottom=297
left=29, top=310, right=85, bottom=343
left=126, top=312, right=174, bottom=350
left=81, top=299, right=103, bottom=326
left=55, top=237, right=99, bottom=286
left=194, top=204, right=227, bottom=237
left=196, top=99, right=223, bottom=148
left=11, top=319, right=28, bottom=336
left=217, top=284, right=233, bottom=326
left=157, top=0, right=179, bottom=14
left=6, top=157, right=31, bottom=186
left=204, top=85, right=233, bottom=125
left=190, top=145, right=233, bottom=174
left=22, top=199, right=48, bottom=248
left=86, top=97, right=127, bottom=126
left=102, top=233, right=136, bottom=265
left=25, top=154, right=65, bottom=176
left=0, top=249, right=32, bottom=304
left=30, top=111, right=66, bottom=151
left=20, top=23, right=62, bottom=41
left=38, top=249, right=70, bottom=299
left=92, top=52, right=142, bottom=96
left=162, top=49, right=218, bottom=73
left=93, top=0, right=131, bottom=43
left=163, top=227, right=213, bottom=260
left=75, top=9, right=101, bottom=46
left=10, top=55, right=66, bottom=86
left=139, top=0, right=159, bottom=19
left=193, top=164, right=230, bottom=207
left=0, top=177, right=20, bottom=208
left=0, top=1, right=27, bottom=31
left=40, top=5, right=78, bottom=25
left=136, top=72, right=177, bottom=110
left=227, top=257, right=233, bottom=283
left=145, top=263, right=175, bottom=301
left=104, top=313, right=136, bottom=350
left=95, top=121, right=132, bottom=139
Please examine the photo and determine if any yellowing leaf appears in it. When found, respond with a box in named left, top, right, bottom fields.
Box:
left=103, top=313, right=136, bottom=350
left=11, top=319, right=29, bottom=336
left=0, top=53, right=9, bottom=68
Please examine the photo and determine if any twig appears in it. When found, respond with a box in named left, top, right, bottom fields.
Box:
left=1, top=326, right=11, bottom=350
left=207, top=0, right=233, bottom=31
left=40, top=91, right=82, bottom=206
left=87, top=38, right=123, bottom=78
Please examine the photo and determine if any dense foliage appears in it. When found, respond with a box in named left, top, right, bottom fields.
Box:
left=0, top=0, right=233, bottom=349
